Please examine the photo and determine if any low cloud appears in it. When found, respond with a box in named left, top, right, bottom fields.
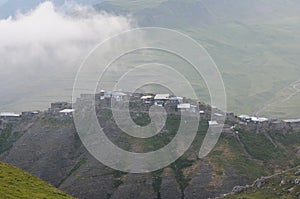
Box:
left=0, top=2, right=133, bottom=111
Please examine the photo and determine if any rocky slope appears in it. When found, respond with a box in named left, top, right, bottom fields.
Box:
left=222, top=166, right=300, bottom=199
left=0, top=102, right=300, bottom=198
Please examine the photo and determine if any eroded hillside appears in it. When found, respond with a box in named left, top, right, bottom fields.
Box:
left=0, top=98, right=300, bottom=198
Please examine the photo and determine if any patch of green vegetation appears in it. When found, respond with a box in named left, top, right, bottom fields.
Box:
left=238, top=131, right=284, bottom=161
left=273, top=130, right=300, bottom=146
left=216, top=170, right=223, bottom=176
left=113, top=170, right=127, bottom=188
left=0, top=124, right=22, bottom=153
left=209, top=135, right=268, bottom=179
left=0, top=162, right=74, bottom=199
left=152, top=169, right=163, bottom=199
left=225, top=166, right=300, bottom=199
left=143, top=114, right=180, bottom=151
left=170, top=156, right=195, bottom=191
left=131, top=112, right=151, bottom=126
left=41, top=117, right=73, bottom=127
left=99, top=108, right=113, bottom=121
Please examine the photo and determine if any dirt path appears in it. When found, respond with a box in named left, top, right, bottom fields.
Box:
left=253, top=78, right=300, bottom=116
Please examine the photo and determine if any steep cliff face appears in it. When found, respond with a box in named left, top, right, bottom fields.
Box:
left=0, top=110, right=300, bottom=199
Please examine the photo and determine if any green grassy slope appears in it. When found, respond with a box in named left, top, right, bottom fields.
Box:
left=0, top=162, right=74, bottom=199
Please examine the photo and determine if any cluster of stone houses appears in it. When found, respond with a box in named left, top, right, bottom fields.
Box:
left=49, top=102, right=74, bottom=117
left=140, top=93, right=198, bottom=113
left=238, top=115, right=269, bottom=123
left=0, top=111, right=40, bottom=122
left=1, top=91, right=300, bottom=131
left=0, top=101, right=75, bottom=121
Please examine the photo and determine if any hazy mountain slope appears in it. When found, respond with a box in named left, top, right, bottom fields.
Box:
left=94, top=0, right=300, bottom=118
left=0, top=161, right=74, bottom=199
left=1, top=0, right=299, bottom=118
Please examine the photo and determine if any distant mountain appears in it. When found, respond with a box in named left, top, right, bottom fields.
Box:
left=94, top=0, right=300, bottom=118
left=0, top=0, right=103, bottom=19
left=0, top=161, right=74, bottom=199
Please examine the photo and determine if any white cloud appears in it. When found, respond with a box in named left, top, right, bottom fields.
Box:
left=0, top=1, right=133, bottom=111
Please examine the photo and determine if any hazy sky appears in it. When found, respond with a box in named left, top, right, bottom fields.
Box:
left=0, top=1, right=132, bottom=112
left=0, top=0, right=7, bottom=5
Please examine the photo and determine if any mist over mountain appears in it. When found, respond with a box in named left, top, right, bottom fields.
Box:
left=0, top=0, right=299, bottom=118
left=0, top=1, right=132, bottom=112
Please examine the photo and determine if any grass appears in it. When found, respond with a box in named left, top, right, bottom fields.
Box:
left=113, top=170, right=127, bottom=188
left=224, top=165, right=300, bottom=199
left=0, top=124, right=22, bottom=154
left=170, top=156, right=195, bottom=191
left=151, top=169, right=163, bottom=199
left=238, top=130, right=284, bottom=161
left=0, top=162, right=74, bottom=199
left=208, top=135, right=268, bottom=180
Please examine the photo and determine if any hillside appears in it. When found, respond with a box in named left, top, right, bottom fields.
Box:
left=223, top=166, right=300, bottom=199
left=0, top=161, right=74, bottom=199
left=94, top=0, right=300, bottom=119
left=0, top=97, right=300, bottom=198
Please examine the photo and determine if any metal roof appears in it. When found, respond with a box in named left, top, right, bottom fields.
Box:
left=59, top=109, right=75, bottom=113
left=177, top=103, right=191, bottom=109
left=238, top=115, right=251, bottom=119
left=154, top=94, right=170, bottom=100
left=283, top=119, right=300, bottom=123
left=209, top=121, right=218, bottom=125
left=250, top=117, right=268, bottom=122
left=141, top=95, right=154, bottom=100
left=0, top=112, right=20, bottom=117
left=214, top=113, right=223, bottom=117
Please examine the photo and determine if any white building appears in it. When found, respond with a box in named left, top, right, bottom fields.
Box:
left=154, top=94, right=170, bottom=106
left=238, top=115, right=251, bottom=121
left=209, top=121, right=218, bottom=126
left=141, top=95, right=154, bottom=104
left=103, top=91, right=127, bottom=102
left=169, top=97, right=183, bottom=104
left=0, top=112, right=21, bottom=118
left=112, top=92, right=127, bottom=102
left=177, top=103, right=197, bottom=113
left=251, top=117, right=268, bottom=123
left=59, top=109, right=75, bottom=115
left=214, top=113, right=223, bottom=117
left=283, top=119, right=300, bottom=123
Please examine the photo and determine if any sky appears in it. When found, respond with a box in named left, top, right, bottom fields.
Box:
left=0, top=0, right=7, bottom=5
